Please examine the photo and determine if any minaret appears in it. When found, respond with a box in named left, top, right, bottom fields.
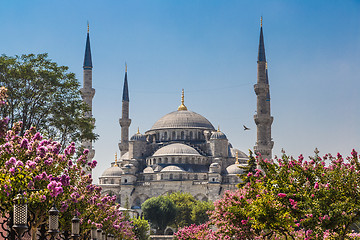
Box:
left=119, top=64, right=131, bottom=156
left=80, top=23, right=95, bottom=162
left=254, top=17, right=274, bottom=160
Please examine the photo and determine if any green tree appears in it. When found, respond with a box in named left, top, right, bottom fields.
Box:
left=238, top=149, right=256, bottom=186
left=131, top=216, right=150, bottom=240
left=168, top=192, right=197, bottom=227
left=0, top=53, right=97, bottom=148
left=191, top=201, right=214, bottom=225
left=142, top=195, right=176, bottom=234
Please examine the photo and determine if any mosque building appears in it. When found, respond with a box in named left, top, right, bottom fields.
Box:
left=81, top=20, right=274, bottom=208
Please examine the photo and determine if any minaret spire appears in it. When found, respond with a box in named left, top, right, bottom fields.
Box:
left=80, top=23, right=96, bottom=167
left=254, top=18, right=274, bottom=160
left=119, top=64, right=131, bottom=156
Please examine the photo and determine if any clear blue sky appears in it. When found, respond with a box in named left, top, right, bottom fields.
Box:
left=1, top=0, right=359, bottom=182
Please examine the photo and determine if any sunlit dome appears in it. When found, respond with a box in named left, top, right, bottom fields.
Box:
left=149, top=110, right=215, bottom=131
left=102, top=166, right=123, bottom=177
left=153, top=143, right=201, bottom=156
left=226, top=164, right=247, bottom=175
left=160, top=165, right=185, bottom=172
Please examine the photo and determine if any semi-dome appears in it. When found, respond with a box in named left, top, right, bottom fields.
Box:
left=153, top=143, right=201, bottom=157
left=226, top=164, right=247, bottom=175
left=143, top=166, right=154, bottom=173
left=102, top=166, right=123, bottom=177
left=210, top=131, right=227, bottom=140
left=150, top=110, right=215, bottom=131
left=230, top=149, right=248, bottom=159
left=160, top=165, right=185, bottom=172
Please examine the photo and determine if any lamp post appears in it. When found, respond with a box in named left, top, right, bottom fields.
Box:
left=96, top=229, right=102, bottom=240
left=71, top=215, right=80, bottom=240
left=12, top=192, right=28, bottom=237
left=91, top=227, right=97, bottom=240
left=48, top=204, right=59, bottom=239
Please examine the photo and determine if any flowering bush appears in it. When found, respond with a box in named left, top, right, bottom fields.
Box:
left=0, top=87, right=135, bottom=239
left=175, top=149, right=360, bottom=240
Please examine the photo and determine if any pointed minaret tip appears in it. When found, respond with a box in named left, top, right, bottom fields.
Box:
left=177, top=89, right=188, bottom=111
left=122, top=65, right=129, bottom=102
left=87, top=21, right=90, bottom=33
left=258, top=16, right=266, bottom=62
left=83, top=23, right=93, bottom=69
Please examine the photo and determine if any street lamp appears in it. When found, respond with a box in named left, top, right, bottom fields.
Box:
left=48, top=204, right=59, bottom=238
left=71, top=215, right=80, bottom=239
left=91, top=227, right=97, bottom=240
left=12, top=192, right=28, bottom=237
left=96, top=229, right=102, bottom=240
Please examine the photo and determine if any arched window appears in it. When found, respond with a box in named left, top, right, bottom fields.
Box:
left=170, top=174, right=173, bottom=180
left=179, top=158, right=182, bottom=164
left=190, top=131, right=193, bottom=139
left=165, top=158, right=168, bottom=164
left=198, top=132, right=201, bottom=139
left=194, top=174, right=198, bottom=180
left=154, top=159, right=157, bottom=164
left=172, top=131, right=176, bottom=139
left=181, top=131, right=185, bottom=140
left=124, top=179, right=128, bottom=183
left=164, top=132, right=167, bottom=140
left=171, top=158, right=175, bottom=164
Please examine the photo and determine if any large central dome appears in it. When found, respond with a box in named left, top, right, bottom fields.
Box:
left=150, top=110, right=215, bottom=131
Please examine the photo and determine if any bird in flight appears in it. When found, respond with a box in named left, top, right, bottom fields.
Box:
left=243, top=125, right=250, bottom=131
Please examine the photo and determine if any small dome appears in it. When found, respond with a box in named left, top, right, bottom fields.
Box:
left=160, top=165, right=185, bottom=172
left=150, top=110, right=215, bottom=131
left=210, top=162, right=220, bottom=168
left=130, top=133, right=146, bottom=141
left=153, top=143, right=201, bottom=156
left=102, top=166, right=123, bottom=177
left=210, top=131, right=227, bottom=140
left=143, top=166, right=154, bottom=173
left=226, top=164, right=247, bottom=175
left=230, top=149, right=248, bottom=159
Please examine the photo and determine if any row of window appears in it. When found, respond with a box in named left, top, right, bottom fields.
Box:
left=153, top=130, right=204, bottom=142
left=147, top=156, right=207, bottom=165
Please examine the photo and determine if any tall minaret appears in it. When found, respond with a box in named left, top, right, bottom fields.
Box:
left=254, top=17, right=274, bottom=160
left=119, top=64, right=131, bottom=156
left=80, top=23, right=95, bottom=162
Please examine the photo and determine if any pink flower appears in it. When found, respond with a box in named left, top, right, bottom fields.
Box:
left=278, top=193, right=286, bottom=198
left=314, top=182, right=319, bottom=189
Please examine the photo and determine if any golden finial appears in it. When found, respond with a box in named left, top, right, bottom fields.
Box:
left=266, top=62, right=268, bottom=69
left=217, top=125, right=220, bottom=132
left=177, top=89, right=188, bottom=111
left=125, top=62, right=127, bottom=73
left=260, top=16, right=263, bottom=27
left=114, top=152, right=118, bottom=167
left=235, top=151, right=239, bottom=164
left=87, top=21, right=90, bottom=33
left=137, top=127, right=140, bottom=134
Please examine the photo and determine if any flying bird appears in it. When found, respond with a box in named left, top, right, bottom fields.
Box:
left=243, top=125, right=250, bottom=131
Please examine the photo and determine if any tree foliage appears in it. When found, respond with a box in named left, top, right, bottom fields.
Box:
left=142, top=195, right=176, bottom=234
left=0, top=53, right=97, bottom=149
left=0, top=88, right=134, bottom=239
left=175, top=150, right=360, bottom=240
left=131, top=216, right=150, bottom=240
left=191, top=200, right=214, bottom=225
left=168, top=192, right=197, bottom=227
